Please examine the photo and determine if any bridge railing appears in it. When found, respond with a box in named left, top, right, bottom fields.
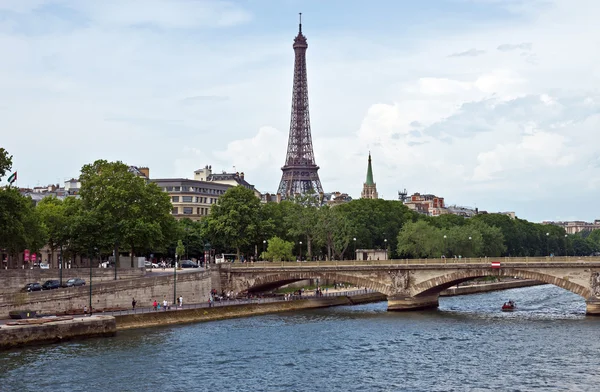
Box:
left=225, top=256, right=600, bottom=268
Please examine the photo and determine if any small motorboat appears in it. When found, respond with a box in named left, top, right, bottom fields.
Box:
left=501, top=301, right=516, bottom=311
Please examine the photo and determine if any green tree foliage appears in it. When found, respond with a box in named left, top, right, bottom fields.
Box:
left=261, top=236, right=294, bottom=261
left=175, top=239, right=185, bottom=260
left=334, top=199, right=415, bottom=258
left=0, top=188, right=47, bottom=265
left=397, top=220, right=442, bottom=258
left=36, top=196, right=67, bottom=263
left=316, top=206, right=355, bottom=260
left=285, top=196, right=320, bottom=259
left=0, top=147, right=12, bottom=181
left=203, top=186, right=262, bottom=257
left=78, top=160, right=175, bottom=267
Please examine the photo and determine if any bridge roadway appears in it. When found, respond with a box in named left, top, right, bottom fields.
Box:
left=219, top=256, right=600, bottom=314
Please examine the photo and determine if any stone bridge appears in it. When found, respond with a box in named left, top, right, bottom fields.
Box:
left=218, top=257, right=600, bottom=314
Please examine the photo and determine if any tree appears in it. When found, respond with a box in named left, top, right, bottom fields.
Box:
left=316, top=206, right=354, bottom=260
left=261, top=236, right=294, bottom=261
left=0, top=148, right=12, bottom=181
left=78, top=160, right=175, bottom=267
left=203, top=186, right=262, bottom=258
left=467, top=220, right=506, bottom=257
left=396, top=220, right=442, bottom=258
left=0, top=188, right=46, bottom=267
left=285, top=196, right=320, bottom=259
left=36, top=196, right=67, bottom=266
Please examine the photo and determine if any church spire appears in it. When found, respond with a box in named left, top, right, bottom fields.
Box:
left=361, top=152, right=378, bottom=199
left=366, top=151, right=374, bottom=185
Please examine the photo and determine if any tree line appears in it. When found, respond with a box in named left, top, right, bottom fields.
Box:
left=1, top=152, right=599, bottom=267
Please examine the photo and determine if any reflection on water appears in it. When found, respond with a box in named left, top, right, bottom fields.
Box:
left=1, top=285, right=599, bottom=392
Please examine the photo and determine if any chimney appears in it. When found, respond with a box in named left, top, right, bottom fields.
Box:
left=240, top=172, right=245, bottom=180
left=138, top=167, right=150, bottom=179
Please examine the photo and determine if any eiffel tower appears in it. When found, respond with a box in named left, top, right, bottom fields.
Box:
left=277, top=14, right=324, bottom=198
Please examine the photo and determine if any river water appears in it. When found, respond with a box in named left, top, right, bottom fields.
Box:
left=1, top=285, right=599, bottom=392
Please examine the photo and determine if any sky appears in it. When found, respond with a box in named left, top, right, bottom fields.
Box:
left=1, top=0, right=599, bottom=223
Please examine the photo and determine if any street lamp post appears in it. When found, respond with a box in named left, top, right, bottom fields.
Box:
left=89, top=247, right=97, bottom=316
left=443, top=235, right=447, bottom=257
left=185, top=227, right=190, bottom=260
left=59, top=243, right=63, bottom=286
left=299, top=241, right=303, bottom=262
left=546, top=232, right=550, bottom=256
left=262, top=240, right=266, bottom=260
left=173, top=254, right=178, bottom=305
left=564, top=234, right=568, bottom=257
left=384, top=239, right=388, bottom=260
left=353, top=238, right=356, bottom=260
left=468, top=236, right=472, bottom=258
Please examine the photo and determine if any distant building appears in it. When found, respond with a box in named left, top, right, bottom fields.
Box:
left=404, top=192, right=446, bottom=216
left=323, top=192, right=353, bottom=206
left=151, top=165, right=262, bottom=221
left=543, top=220, right=600, bottom=234
left=355, top=249, right=388, bottom=261
left=151, top=178, right=231, bottom=221
left=445, top=205, right=478, bottom=218
left=361, top=152, right=378, bottom=200
left=194, top=165, right=260, bottom=197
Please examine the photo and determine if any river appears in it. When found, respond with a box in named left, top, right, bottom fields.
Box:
left=1, top=285, right=599, bottom=391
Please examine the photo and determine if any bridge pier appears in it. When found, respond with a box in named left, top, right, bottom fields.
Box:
left=387, top=294, right=439, bottom=312
left=586, top=299, right=600, bottom=315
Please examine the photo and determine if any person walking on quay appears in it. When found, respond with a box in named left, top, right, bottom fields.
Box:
left=163, top=298, right=168, bottom=311
left=153, top=300, right=158, bottom=311
left=132, top=298, right=137, bottom=310
left=179, top=295, right=183, bottom=308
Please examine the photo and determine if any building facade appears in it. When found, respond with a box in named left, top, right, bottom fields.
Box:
left=404, top=193, right=446, bottom=216
left=361, top=153, right=378, bottom=199
left=151, top=178, right=232, bottom=221
left=543, top=220, right=600, bottom=234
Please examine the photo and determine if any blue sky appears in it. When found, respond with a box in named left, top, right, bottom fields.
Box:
left=1, top=0, right=599, bottom=222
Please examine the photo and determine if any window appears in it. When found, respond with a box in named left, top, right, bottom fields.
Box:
left=182, top=196, right=193, bottom=202
left=166, top=186, right=173, bottom=191
left=197, top=207, right=200, bottom=214
left=172, top=207, right=178, bottom=215
left=174, top=186, right=181, bottom=191
left=183, top=207, right=193, bottom=214
left=182, top=186, right=189, bottom=192
left=172, top=196, right=179, bottom=202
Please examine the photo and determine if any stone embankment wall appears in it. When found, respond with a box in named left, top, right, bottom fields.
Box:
left=116, top=292, right=386, bottom=330
left=0, top=268, right=145, bottom=294
left=0, top=316, right=116, bottom=350
left=440, top=279, right=544, bottom=297
left=0, top=271, right=213, bottom=318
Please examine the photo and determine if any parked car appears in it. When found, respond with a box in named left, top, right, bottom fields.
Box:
left=63, top=278, right=86, bottom=288
left=180, top=260, right=199, bottom=268
left=23, top=282, right=42, bottom=292
left=144, top=261, right=159, bottom=269
left=39, top=263, right=50, bottom=269
left=42, top=280, right=60, bottom=290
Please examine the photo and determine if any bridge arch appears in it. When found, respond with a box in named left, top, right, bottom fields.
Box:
left=411, top=269, right=591, bottom=298
left=242, top=271, right=392, bottom=296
